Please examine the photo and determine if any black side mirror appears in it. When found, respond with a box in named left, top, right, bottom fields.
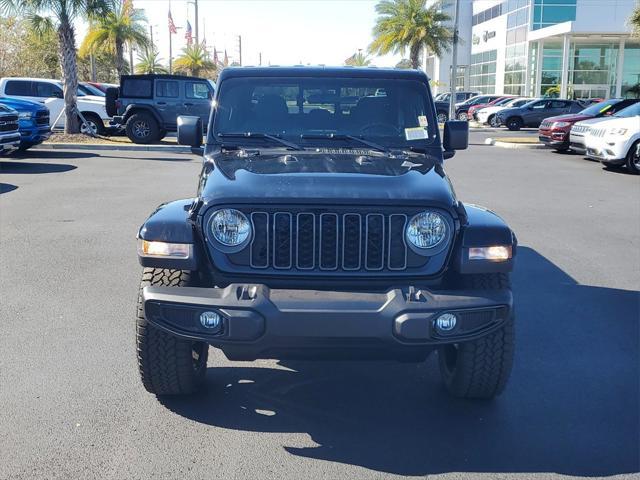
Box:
left=443, top=120, right=468, bottom=158
left=177, top=115, right=203, bottom=149
left=51, top=90, right=63, bottom=99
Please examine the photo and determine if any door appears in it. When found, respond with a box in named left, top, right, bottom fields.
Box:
left=181, top=81, right=213, bottom=124
left=525, top=100, right=550, bottom=126
left=154, top=80, right=180, bottom=129
left=32, top=81, right=64, bottom=103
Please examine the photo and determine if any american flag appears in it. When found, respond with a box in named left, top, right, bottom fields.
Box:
left=168, top=9, right=177, bottom=34
left=185, top=20, right=193, bottom=45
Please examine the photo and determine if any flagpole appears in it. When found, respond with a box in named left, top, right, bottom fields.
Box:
left=169, top=31, right=173, bottom=74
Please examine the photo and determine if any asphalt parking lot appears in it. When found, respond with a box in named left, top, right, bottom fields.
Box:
left=1, top=135, right=638, bottom=480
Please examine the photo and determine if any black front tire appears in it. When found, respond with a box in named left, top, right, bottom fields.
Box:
left=438, top=273, right=515, bottom=399
left=625, top=141, right=640, bottom=175
left=136, top=268, right=208, bottom=396
left=506, top=117, right=522, bottom=131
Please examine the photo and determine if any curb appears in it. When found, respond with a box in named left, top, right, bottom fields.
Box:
left=33, top=143, right=192, bottom=153
left=484, top=138, right=546, bottom=149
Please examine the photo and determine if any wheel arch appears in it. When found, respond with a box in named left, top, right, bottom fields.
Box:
left=137, top=198, right=200, bottom=270
left=124, top=105, right=162, bottom=125
left=453, top=203, right=517, bottom=275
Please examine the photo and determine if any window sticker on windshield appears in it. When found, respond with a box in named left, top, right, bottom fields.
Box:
left=418, top=115, right=428, bottom=127
left=405, top=127, right=428, bottom=141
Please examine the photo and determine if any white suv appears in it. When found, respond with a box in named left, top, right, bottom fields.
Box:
left=0, top=77, right=111, bottom=134
left=584, top=102, right=640, bottom=174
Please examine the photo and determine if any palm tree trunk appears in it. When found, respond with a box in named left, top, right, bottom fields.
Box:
left=115, top=39, right=125, bottom=78
left=57, top=20, right=80, bottom=134
left=410, top=43, right=421, bottom=69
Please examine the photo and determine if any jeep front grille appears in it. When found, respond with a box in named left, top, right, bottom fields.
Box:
left=246, top=210, right=409, bottom=272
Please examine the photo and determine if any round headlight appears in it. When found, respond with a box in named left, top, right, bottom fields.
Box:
left=406, top=211, right=448, bottom=249
left=210, top=209, right=251, bottom=246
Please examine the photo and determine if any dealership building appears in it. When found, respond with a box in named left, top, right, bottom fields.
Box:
left=426, top=0, right=639, bottom=99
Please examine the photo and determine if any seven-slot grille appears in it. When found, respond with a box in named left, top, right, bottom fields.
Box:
left=590, top=127, right=607, bottom=137
left=246, top=210, right=410, bottom=272
left=0, top=115, right=18, bottom=132
left=572, top=124, right=590, bottom=134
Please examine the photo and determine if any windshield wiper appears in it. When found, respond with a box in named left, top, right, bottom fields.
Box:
left=300, top=133, right=389, bottom=153
left=217, top=132, right=304, bottom=150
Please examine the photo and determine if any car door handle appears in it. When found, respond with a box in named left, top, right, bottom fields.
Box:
left=183, top=103, right=194, bottom=107
left=157, top=101, right=167, bottom=105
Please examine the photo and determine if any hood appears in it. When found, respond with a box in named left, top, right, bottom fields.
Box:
left=0, top=97, right=44, bottom=112
left=198, top=148, right=456, bottom=210
left=544, top=113, right=591, bottom=124
left=575, top=117, right=613, bottom=127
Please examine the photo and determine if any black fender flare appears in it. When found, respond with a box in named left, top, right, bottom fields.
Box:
left=137, top=198, right=199, bottom=269
left=454, top=203, right=517, bottom=274
left=124, top=105, right=163, bottom=126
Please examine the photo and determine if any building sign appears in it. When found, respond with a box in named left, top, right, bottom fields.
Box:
left=483, top=30, right=496, bottom=42
left=472, top=34, right=480, bottom=45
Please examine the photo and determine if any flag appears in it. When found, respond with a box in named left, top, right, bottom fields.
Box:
left=168, top=10, right=177, bottom=34
left=185, top=21, right=193, bottom=45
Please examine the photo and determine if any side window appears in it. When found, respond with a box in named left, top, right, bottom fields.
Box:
left=156, top=80, right=179, bottom=98
left=531, top=101, right=547, bottom=109
left=185, top=82, right=210, bottom=99
left=550, top=100, right=568, bottom=109
left=34, top=81, right=63, bottom=98
left=121, top=79, right=153, bottom=98
left=5, top=80, right=33, bottom=96
left=610, top=100, right=632, bottom=114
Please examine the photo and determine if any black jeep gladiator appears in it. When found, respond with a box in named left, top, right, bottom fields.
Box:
left=136, top=67, right=517, bottom=399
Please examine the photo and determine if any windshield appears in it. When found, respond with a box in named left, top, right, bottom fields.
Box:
left=80, top=83, right=105, bottom=97
left=612, top=102, right=640, bottom=118
left=212, top=76, right=437, bottom=150
left=578, top=99, right=620, bottom=116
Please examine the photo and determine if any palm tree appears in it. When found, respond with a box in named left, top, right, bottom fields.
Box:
left=80, top=0, right=148, bottom=78
left=0, top=0, right=109, bottom=133
left=173, top=43, right=215, bottom=77
left=136, top=48, right=167, bottom=74
left=345, top=51, right=372, bottom=66
left=369, top=0, right=452, bottom=69
left=631, top=4, right=640, bottom=36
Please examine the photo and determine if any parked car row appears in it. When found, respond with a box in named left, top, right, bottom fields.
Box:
left=542, top=100, right=640, bottom=174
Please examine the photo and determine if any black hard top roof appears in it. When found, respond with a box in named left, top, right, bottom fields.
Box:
left=218, top=66, right=429, bottom=82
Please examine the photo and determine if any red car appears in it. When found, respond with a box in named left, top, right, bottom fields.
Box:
left=538, top=98, right=639, bottom=152
left=467, top=96, right=516, bottom=120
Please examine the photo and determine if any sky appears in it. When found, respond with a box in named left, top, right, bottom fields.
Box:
left=117, top=0, right=405, bottom=68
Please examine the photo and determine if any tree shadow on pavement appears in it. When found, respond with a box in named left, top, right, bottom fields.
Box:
left=0, top=183, right=18, bottom=194
left=0, top=161, right=77, bottom=174
left=7, top=150, right=97, bottom=160
left=160, top=246, right=639, bottom=477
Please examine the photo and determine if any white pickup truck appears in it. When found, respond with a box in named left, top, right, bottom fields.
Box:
left=0, top=77, right=111, bottom=134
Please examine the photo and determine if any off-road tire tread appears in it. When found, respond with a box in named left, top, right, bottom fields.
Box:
left=439, top=273, right=515, bottom=399
left=136, top=268, right=208, bottom=396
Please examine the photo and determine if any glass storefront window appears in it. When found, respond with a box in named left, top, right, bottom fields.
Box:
left=621, top=42, right=640, bottom=98
left=533, top=0, right=577, bottom=30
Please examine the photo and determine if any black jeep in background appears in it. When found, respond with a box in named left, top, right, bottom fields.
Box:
left=135, top=67, right=517, bottom=400
left=106, top=74, right=214, bottom=144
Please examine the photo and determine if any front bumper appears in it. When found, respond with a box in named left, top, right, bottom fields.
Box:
left=143, top=284, right=512, bottom=361
left=0, top=133, right=21, bottom=153
left=585, top=137, right=629, bottom=164
left=20, top=126, right=51, bottom=146
left=539, top=130, right=569, bottom=148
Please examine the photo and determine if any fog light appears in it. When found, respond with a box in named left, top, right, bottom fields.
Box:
left=200, top=311, right=222, bottom=330
left=435, top=313, right=457, bottom=332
